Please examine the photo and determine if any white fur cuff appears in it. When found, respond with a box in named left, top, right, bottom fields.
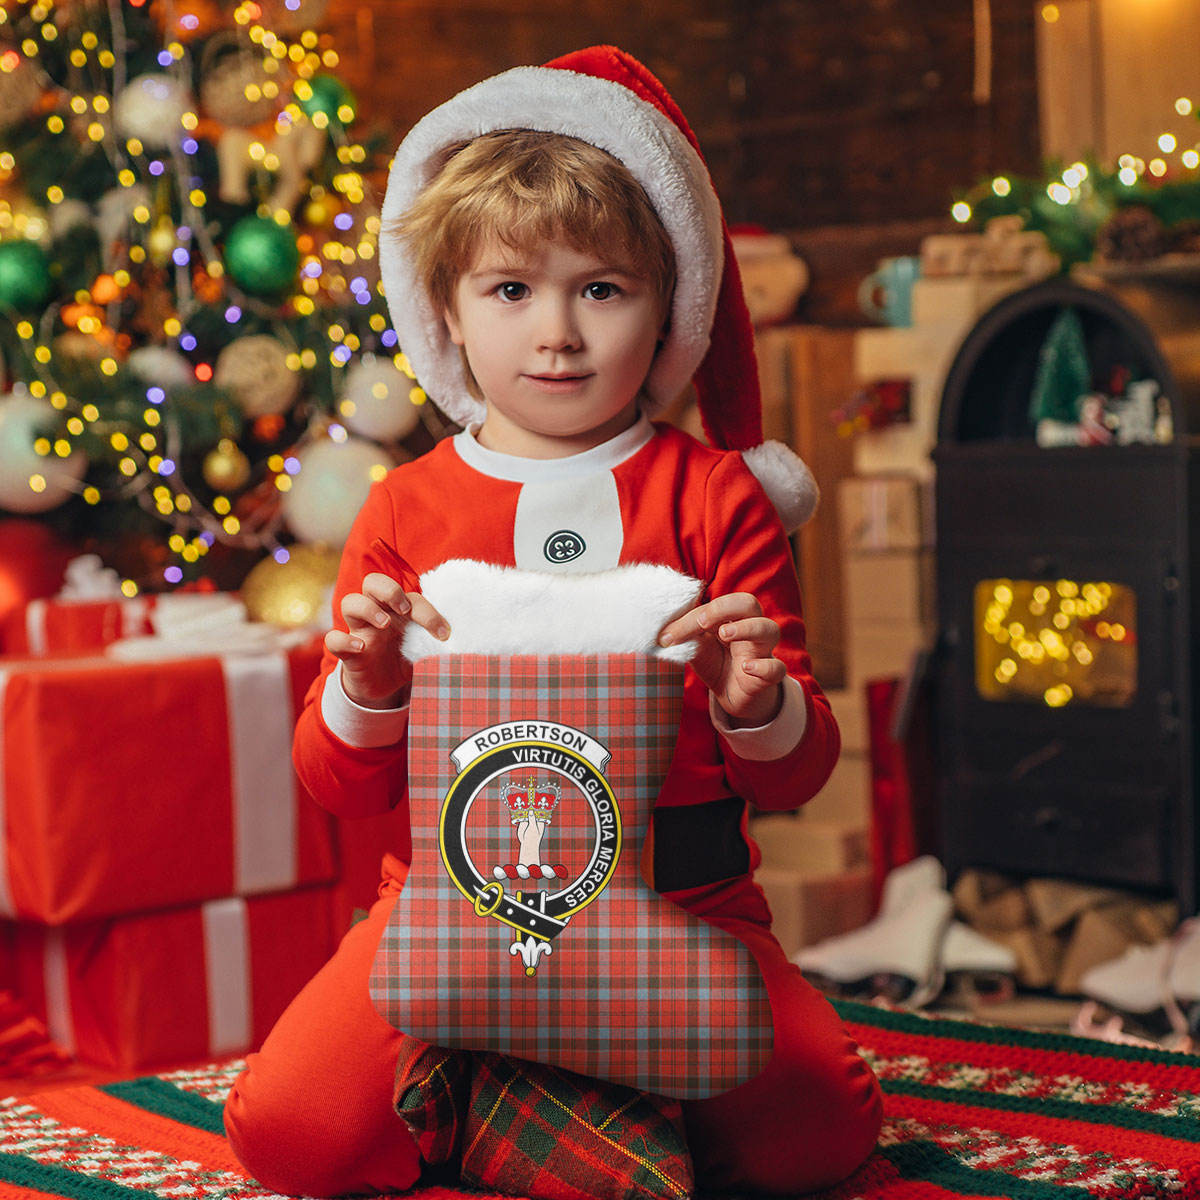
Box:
left=401, top=560, right=702, bottom=662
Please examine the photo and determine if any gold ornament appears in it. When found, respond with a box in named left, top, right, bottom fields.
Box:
left=148, top=217, right=178, bottom=267
left=200, top=43, right=278, bottom=127
left=202, top=437, right=252, bottom=491
left=303, top=196, right=332, bottom=228
left=241, top=543, right=340, bottom=628
left=214, top=334, right=302, bottom=418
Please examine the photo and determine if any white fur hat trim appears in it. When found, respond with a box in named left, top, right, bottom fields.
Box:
left=379, top=65, right=725, bottom=430
left=743, top=441, right=820, bottom=533
left=401, top=560, right=702, bottom=662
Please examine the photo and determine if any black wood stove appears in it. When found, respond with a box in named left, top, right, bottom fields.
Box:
left=933, top=276, right=1200, bottom=913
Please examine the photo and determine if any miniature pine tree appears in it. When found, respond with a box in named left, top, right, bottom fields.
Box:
left=1029, top=307, right=1091, bottom=426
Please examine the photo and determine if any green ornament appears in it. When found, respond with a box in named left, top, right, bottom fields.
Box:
left=0, top=240, right=53, bottom=310
left=224, top=215, right=301, bottom=296
left=1029, top=307, right=1091, bottom=425
left=296, top=74, right=356, bottom=127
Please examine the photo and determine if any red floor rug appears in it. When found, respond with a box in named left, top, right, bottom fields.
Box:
left=1, top=998, right=1199, bottom=1199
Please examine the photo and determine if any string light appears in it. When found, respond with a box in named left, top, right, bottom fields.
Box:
left=976, top=579, right=1135, bottom=708
left=0, top=1, right=410, bottom=588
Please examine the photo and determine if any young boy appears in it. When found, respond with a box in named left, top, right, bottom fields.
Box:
left=225, top=46, right=882, bottom=1197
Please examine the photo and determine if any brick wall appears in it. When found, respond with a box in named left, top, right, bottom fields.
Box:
left=328, top=0, right=1041, bottom=236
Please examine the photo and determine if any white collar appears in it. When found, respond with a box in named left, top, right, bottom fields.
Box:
left=451, top=411, right=654, bottom=483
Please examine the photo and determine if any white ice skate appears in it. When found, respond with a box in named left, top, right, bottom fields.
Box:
left=941, top=920, right=1018, bottom=1004
left=793, top=856, right=954, bottom=1008
left=1077, top=917, right=1200, bottom=1048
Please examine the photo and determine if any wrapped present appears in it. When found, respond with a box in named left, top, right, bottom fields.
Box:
left=0, top=642, right=338, bottom=923
left=5, top=596, right=155, bottom=654
left=3, top=556, right=155, bottom=654
left=8, top=588, right=266, bottom=656
left=11, top=887, right=338, bottom=1070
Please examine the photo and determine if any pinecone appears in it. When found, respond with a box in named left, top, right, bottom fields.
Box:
left=1095, top=206, right=1167, bottom=263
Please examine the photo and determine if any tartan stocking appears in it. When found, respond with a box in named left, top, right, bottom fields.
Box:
left=370, top=654, right=773, bottom=1100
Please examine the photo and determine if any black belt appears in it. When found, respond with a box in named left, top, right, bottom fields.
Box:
left=649, top=796, right=750, bottom=892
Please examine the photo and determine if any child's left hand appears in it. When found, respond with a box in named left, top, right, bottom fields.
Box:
left=658, top=592, right=786, bottom=727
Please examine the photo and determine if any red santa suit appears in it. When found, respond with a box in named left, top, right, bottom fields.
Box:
left=225, top=418, right=882, bottom=1195
left=224, top=44, right=881, bottom=1199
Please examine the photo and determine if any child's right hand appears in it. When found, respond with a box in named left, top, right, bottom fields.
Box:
left=324, top=573, right=450, bottom=709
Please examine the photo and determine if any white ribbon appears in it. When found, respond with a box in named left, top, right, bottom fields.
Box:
left=0, top=668, right=13, bottom=917
left=202, top=896, right=252, bottom=1056
left=23, top=601, right=48, bottom=655
left=38, top=899, right=253, bottom=1061
left=221, top=653, right=298, bottom=895
left=42, top=928, right=75, bottom=1055
left=121, top=596, right=152, bottom=638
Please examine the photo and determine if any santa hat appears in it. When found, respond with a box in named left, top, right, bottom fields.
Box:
left=378, top=45, right=818, bottom=531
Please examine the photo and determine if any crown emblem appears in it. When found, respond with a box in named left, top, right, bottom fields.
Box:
left=502, top=776, right=561, bottom=822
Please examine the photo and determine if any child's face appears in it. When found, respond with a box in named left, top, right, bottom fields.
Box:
left=443, top=238, right=663, bottom=458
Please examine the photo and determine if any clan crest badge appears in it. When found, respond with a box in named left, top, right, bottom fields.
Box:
left=439, top=719, right=621, bottom=976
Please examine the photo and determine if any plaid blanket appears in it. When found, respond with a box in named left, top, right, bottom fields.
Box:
left=371, top=654, right=773, bottom=1100
left=6, top=1001, right=1200, bottom=1199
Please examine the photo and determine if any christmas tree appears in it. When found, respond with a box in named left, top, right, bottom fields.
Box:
left=0, top=0, right=441, bottom=596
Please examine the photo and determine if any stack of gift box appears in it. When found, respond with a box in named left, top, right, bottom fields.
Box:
left=0, top=593, right=408, bottom=1073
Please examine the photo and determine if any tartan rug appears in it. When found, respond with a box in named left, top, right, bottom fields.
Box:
left=3, top=999, right=1200, bottom=1199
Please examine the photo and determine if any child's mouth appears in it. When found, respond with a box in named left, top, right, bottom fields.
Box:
left=526, top=373, right=592, bottom=392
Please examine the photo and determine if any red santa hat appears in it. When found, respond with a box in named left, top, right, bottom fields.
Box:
left=379, top=45, right=818, bottom=530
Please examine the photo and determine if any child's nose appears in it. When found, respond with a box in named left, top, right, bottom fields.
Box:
left=536, top=298, right=581, bottom=352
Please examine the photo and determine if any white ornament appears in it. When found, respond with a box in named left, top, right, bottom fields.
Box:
left=48, top=199, right=94, bottom=240
left=0, top=54, right=43, bottom=131
left=214, top=334, right=301, bottom=418
left=113, top=74, right=192, bottom=148
left=281, top=434, right=392, bottom=545
left=0, top=389, right=86, bottom=514
left=96, top=184, right=152, bottom=270
left=127, top=345, right=196, bottom=388
left=338, top=354, right=421, bottom=442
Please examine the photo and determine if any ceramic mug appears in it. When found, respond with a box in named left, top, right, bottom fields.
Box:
left=858, top=255, right=922, bottom=326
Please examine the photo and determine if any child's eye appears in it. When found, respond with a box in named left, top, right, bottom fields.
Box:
left=497, top=282, right=528, bottom=301
left=585, top=282, right=619, bottom=301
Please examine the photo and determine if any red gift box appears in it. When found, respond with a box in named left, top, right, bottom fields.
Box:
left=0, top=642, right=338, bottom=923
left=12, top=886, right=339, bottom=1071
left=4, top=597, right=156, bottom=655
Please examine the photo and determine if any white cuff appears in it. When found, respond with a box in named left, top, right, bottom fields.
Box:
left=320, top=661, right=410, bottom=748
left=710, top=675, right=808, bottom=761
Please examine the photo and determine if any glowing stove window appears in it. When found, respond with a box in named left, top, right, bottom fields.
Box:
left=974, top=579, right=1136, bottom=707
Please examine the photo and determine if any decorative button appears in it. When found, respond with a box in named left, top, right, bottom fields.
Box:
left=544, top=530, right=586, bottom=564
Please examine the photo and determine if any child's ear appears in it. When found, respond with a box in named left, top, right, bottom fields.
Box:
left=443, top=307, right=464, bottom=347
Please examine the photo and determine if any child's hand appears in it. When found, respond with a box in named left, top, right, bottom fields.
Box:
left=658, top=592, right=786, bottom=727
left=324, top=573, right=449, bottom=709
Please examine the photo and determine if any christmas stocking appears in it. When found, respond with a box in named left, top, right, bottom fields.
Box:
left=369, top=562, right=773, bottom=1100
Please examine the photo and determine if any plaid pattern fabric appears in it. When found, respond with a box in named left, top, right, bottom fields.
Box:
left=460, top=1052, right=693, bottom=1200
left=394, top=1037, right=472, bottom=1166
left=393, top=1042, right=693, bottom=1200
left=370, top=654, right=772, bottom=1099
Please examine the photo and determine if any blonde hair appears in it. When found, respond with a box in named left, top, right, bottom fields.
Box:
left=391, top=129, right=676, bottom=326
